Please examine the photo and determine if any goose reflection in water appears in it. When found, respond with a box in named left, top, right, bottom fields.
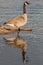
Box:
left=4, top=36, right=28, bottom=63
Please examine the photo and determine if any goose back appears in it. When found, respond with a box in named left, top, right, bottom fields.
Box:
left=4, top=13, right=27, bottom=27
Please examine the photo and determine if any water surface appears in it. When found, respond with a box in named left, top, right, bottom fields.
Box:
left=0, top=0, right=43, bottom=65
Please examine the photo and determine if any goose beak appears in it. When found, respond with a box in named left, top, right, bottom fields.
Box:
left=27, top=2, right=30, bottom=5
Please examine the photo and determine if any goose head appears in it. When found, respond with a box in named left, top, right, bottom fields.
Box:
left=24, top=1, right=30, bottom=6
left=23, top=1, right=30, bottom=13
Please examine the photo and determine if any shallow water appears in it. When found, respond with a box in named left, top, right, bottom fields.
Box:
left=0, top=0, right=43, bottom=65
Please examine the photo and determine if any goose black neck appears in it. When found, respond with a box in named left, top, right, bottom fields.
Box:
left=23, top=4, right=26, bottom=13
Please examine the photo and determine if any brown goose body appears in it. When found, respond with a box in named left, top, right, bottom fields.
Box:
left=4, top=13, right=27, bottom=28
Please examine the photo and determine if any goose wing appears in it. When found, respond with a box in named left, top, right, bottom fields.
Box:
left=4, top=14, right=27, bottom=27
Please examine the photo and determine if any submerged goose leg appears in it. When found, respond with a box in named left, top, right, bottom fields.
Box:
left=17, top=28, right=20, bottom=37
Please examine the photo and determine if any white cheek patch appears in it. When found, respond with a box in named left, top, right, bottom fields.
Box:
left=25, top=3, right=27, bottom=5
left=5, top=24, right=16, bottom=27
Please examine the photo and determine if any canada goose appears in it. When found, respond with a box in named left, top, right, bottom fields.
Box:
left=4, top=37, right=27, bottom=63
left=3, top=1, right=30, bottom=37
